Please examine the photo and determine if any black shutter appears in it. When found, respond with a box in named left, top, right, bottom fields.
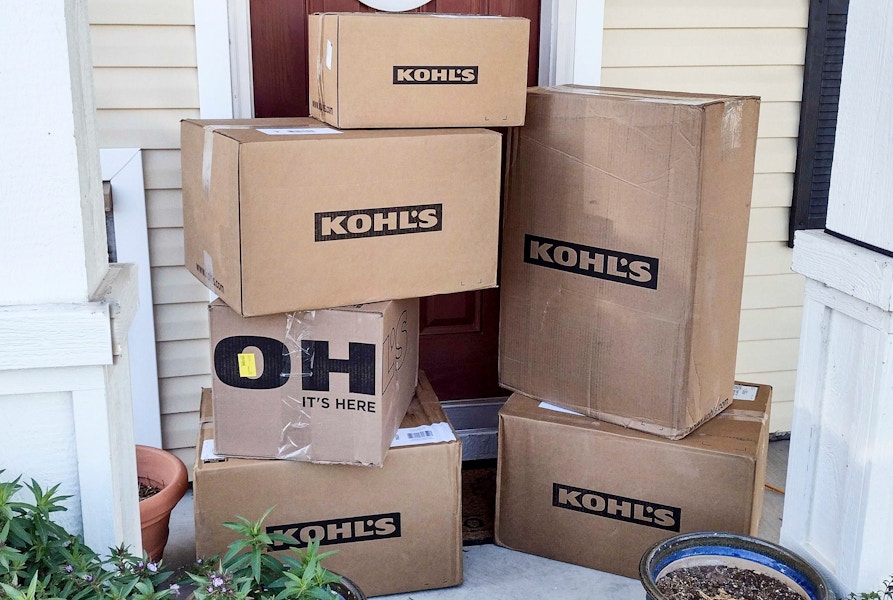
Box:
left=788, top=0, right=849, bottom=246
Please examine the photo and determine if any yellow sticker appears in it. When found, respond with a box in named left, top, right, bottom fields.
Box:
left=238, top=353, right=257, bottom=378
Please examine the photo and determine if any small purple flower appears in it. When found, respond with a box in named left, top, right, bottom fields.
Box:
left=169, top=583, right=180, bottom=596
left=212, top=576, right=225, bottom=588
left=65, top=565, right=73, bottom=573
left=147, top=562, right=158, bottom=573
left=84, top=575, right=94, bottom=583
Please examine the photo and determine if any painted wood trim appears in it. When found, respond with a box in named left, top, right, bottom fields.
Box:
left=194, top=0, right=235, bottom=119
left=227, top=0, right=255, bottom=118
left=792, top=230, right=893, bottom=312
left=539, top=0, right=603, bottom=86
left=0, top=303, right=112, bottom=370
left=101, top=150, right=163, bottom=448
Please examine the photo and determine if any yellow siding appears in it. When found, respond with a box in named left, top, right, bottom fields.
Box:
left=90, top=4, right=206, bottom=457
left=603, top=0, right=809, bottom=430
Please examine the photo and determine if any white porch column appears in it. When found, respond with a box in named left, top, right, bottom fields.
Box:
left=780, top=2, right=893, bottom=596
left=0, top=1, right=141, bottom=555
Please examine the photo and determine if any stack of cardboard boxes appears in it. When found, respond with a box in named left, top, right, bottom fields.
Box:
left=494, top=87, right=769, bottom=577
left=182, top=9, right=770, bottom=592
left=181, top=12, right=529, bottom=597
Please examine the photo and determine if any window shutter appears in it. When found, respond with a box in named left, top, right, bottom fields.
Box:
left=789, top=0, right=849, bottom=246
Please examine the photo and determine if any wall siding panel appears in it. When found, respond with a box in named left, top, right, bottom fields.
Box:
left=88, top=0, right=194, bottom=25
left=91, top=25, right=197, bottom=67
left=93, top=68, right=199, bottom=109
left=90, top=5, right=204, bottom=454
left=146, top=189, right=184, bottom=229
left=603, top=0, right=807, bottom=29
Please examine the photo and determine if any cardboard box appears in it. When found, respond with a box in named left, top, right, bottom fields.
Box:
left=194, top=373, right=463, bottom=597
left=309, top=13, right=529, bottom=129
left=209, top=297, right=419, bottom=466
left=499, top=86, right=761, bottom=439
left=495, top=382, right=771, bottom=578
left=182, top=117, right=502, bottom=316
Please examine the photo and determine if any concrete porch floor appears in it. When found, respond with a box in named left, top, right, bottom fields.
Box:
left=163, top=440, right=789, bottom=599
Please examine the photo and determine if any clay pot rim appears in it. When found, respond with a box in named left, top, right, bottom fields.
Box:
left=639, top=532, right=833, bottom=600
left=136, top=444, right=188, bottom=522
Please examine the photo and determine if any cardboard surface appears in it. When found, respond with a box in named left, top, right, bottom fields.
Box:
left=182, top=118, right=502, bottom=316
left=194, top=373, right=463, bottom=597
left=499, top=86, right=761, bottom=439
left=209, top=298, right=419, bottom=466
left=495, top=382, right=771, bottom=578
left=308, top=13, right=529, bottom=128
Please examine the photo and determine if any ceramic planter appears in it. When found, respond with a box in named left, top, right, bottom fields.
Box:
left=136, top=444, right=188, bottom=562
left=639, top=532, right=833, bottom=600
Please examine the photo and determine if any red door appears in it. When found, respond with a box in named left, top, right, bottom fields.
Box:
left=249, top=0, right=540, bottom=401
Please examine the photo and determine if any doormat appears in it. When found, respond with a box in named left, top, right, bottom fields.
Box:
left=462, top=459, right=497, bottom=545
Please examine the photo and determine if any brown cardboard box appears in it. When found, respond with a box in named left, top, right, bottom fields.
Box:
left=209, top=297, right=419, bottom=466
left=495, top=382, right=771, bottom=579
left=308, top=13, right=529, bottom=129
left=194, top=373, right=463, bottom=597
left=182, top=118, right=502, bottom=316
left=499, top=86, right=761, bottom=439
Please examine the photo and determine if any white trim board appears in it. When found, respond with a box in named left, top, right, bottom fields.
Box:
left=194, top=0, right=237, bottom=119
left=100, top=149, right=162, bottom=448
left=539, top=0, right=604, bottom=86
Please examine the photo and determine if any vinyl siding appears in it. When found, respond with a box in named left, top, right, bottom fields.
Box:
left=602, top=0, right=809, bottom=431
left=89, top=1, right=208, bottom=472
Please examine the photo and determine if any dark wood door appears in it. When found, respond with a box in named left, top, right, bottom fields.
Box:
left=249, top=0, right=540, bottom=400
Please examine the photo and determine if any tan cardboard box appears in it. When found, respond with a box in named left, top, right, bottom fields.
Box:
left=194, top=373, right=463, bottom=597
left=495, top=382, right=771, bottom=579
left=499, top=86, right=761, bottom=439
left=209, top=297, right=419, bottom=466
left=182, top=118, right=502, bottom=316
left=308, top=13, right=529, bottom=129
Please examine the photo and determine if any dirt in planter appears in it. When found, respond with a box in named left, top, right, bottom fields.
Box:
left=138, top=478, right=163, bottom=501
left=656, top=565, right=804, bottom=600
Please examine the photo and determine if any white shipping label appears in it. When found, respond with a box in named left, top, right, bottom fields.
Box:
left=257, top=127, right=342, bottom=136
left=539, top=402, right=584, bottom=416
left=390, top=422, right=455, bottom=448
left=733, top=384, right=759, bottom=401
left=200, top=439, right=226, bottom=463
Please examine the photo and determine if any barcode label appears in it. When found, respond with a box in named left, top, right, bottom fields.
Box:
left=733, top=384, right=759, bottom=401
left=391, top=423, right=455, bottom=448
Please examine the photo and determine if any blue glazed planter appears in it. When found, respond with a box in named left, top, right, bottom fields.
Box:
left=639, top=532, right=834, bottom=600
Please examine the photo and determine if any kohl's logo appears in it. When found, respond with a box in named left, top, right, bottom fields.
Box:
left=393, top=66, right=478, bottom=84
left=315, top=204, right=442, bottom=241
left=524, top=234, right=659, bottom=289
left=267, top=512, right=401, bottom=549
left=552, top=483, right=680, bottom=531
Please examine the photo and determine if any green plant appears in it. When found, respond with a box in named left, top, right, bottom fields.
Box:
left=0, top=471, right=350, bottom=600
left=848, top=577, right=893, bottom=600
left=184, top=507, right=342, bottom=600
left=0, top=471, right=175, bottom=600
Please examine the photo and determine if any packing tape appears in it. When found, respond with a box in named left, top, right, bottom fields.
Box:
left=201, top=124, right=253, bottom=200
left=715, top=408, right=767, bottom=423
left=722, top=99, right=744, bottom=154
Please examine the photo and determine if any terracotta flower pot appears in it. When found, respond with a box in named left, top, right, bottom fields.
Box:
left=136, top=444, right=188, bottom=562
left=639, top=532, right=833, bottom=600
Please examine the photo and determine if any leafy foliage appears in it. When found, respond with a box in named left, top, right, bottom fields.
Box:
left=0, top=471, right=348, bottom=600
left=185, top=507, right=343, bottom=600
left=0, top=471, right=175, bottom=599
left=848, top=578, right=893, bottom=600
